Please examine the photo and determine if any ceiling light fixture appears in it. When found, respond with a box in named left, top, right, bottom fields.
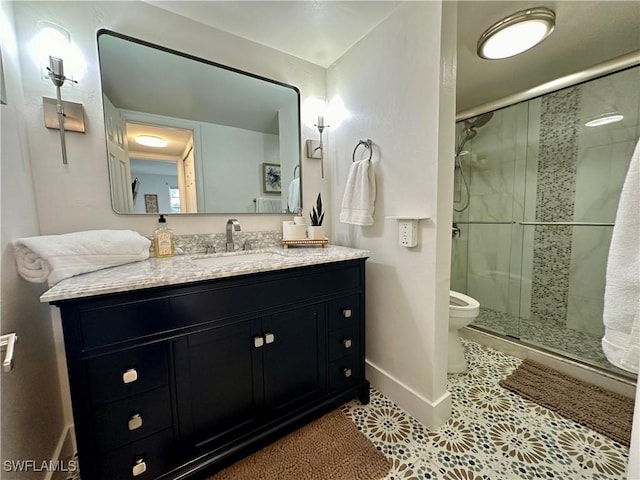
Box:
left=585, top=112, right=624, bottom=127
left=477, top=7, right=555, bottom=60
left=136, top=135, right=167, bottom=147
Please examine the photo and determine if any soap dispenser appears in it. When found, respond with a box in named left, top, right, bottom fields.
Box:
left=153, top=214, right=175, bottom=258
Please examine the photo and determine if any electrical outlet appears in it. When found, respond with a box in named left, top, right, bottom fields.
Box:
left=399, top=220, right=418, bottom=247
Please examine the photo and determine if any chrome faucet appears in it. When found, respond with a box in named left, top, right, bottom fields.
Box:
left=226, top=219, right=241, bottom=252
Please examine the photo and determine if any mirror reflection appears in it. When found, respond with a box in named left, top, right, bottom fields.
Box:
left=98, top=30, right=302, bottom=215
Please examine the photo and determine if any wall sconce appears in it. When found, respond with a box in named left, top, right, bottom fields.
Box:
left=35, top=22, right=85, bottom=165
left=303, top=97, right=329, bottom=179
left=306, top=115, right=329, bottom=178
left=43, top=55, right=85, bottom=164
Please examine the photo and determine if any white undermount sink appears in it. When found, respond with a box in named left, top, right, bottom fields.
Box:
left=190, top=252, right=279, bottom=268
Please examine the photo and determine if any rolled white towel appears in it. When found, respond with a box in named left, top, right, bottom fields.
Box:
left=14, top=230, right=151, bottom=286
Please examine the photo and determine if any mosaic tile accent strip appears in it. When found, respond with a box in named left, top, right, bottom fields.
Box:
left=341, top=339, right=630, bottom=480
left=531, top=86, right=582, bottom=325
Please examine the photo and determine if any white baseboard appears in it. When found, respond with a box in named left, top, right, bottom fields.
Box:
left=365, top=360, right=451, bottom=430
left=45, top=424, right=75, bottom=480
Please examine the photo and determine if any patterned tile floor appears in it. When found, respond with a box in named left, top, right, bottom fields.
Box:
left=474, top=307, right=635, bottom=379
left=341, top=339, right=631, bottom=480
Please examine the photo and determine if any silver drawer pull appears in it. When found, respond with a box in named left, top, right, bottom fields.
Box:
left=132, top=458, right=147, bottom=476
left=342, top=309, right=352, bottom=318
left=253, top=336, right=264, bottom=348
left=264, top=333, right=275, bottom=344
left=342, top=338, right=352, bottom=349
left=342, top=367, right=352, bottom=378
left=128, top=413, right=143, bottom=431
left=122, top=368, right=138, bottom=384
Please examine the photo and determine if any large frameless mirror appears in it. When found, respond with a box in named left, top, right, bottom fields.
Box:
left=98, top=30, right=301, bottom=215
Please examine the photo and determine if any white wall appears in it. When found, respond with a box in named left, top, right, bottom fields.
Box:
left=131, top=172, right=177, bottom=214
left=12, top=0, right=326, bottom=236
left=200, top=123, right=279, bottom=213
left=327, top=1, right=456, bottom=429
left=0, top=2, right=66, bottom=476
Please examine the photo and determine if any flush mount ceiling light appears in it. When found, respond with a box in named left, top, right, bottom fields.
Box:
left=136, top=135, right=167, bottom=147
left=477, top=7, right=556, bottom=60
left=585, top=112, right=624, bottom=127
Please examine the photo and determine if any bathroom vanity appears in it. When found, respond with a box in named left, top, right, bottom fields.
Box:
left=42, top=246, right=369, bottom=480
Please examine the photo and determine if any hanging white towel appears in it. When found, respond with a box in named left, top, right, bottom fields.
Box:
left=340, top=160, right=376, bottom=225
left=255, top=197, right=281, bottom=213
left=287, top=177, right=300, bottom=214
left=14, top=230, right=151, bottom=286
left=602, top=139, right=640, bottom=374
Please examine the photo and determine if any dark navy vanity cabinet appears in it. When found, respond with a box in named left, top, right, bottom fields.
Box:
left=54, top=259, right=369, bottom=480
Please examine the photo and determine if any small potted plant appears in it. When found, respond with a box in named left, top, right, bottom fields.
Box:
left=308, top=193, right=326, bottom=240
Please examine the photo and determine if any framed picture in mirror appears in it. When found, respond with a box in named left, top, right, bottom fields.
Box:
left=262, top=163, right=281, bottom=193
left=144, top=194, right=159, bottom=213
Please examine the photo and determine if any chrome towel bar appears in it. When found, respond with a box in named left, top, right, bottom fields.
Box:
left=1, top=333, right=18, bottom=373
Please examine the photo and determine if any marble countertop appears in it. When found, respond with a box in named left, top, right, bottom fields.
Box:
left=41, top=245, right=370, bottom=303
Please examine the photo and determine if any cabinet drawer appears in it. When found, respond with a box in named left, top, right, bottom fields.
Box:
left=329, top=353, right=361, bottom=391
left=87, top=344, right=168, bottom=405
left=94, top=387, right=172, bottom=452
left=327, top=295, right=360, bottom=332
left=328, top=325, right=359, bottom=361
left=97, top=428, right=174, bottom=480
left=80, top=299, right=169, bottom=349
left=172, top=265, right=361, bottom=326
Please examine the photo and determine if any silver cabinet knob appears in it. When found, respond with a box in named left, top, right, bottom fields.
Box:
left=342, top=367, right=352, bottom=378
left=128, top=413, right=143, bottom=431
left=342, top=338, right=352, bottom=349
left=132, top=458, right=147, bottom=476
left=122, top=368, right=138, bottom=384
left=253, top=336, right=264, bottom=348
left=264, top=333, right=275, bottom=344
left=342, top=309, right=352, bottom=318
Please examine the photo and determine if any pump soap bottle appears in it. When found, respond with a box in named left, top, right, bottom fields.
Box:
left=153, top=214, right=175, bottom=258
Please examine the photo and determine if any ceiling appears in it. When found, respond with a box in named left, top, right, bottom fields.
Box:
left=146, top=1, right=640, bottom=114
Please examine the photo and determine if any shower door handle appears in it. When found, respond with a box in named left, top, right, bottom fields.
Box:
left=519, top=221, right=614, bottom=227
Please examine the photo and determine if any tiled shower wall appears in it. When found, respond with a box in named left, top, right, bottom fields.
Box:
left=529, top=87, right=582, bottom=325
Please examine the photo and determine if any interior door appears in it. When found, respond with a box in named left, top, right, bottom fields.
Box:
left=182, top=143, right=198, bottom=213
left=103, top=94, right=133, bottom=212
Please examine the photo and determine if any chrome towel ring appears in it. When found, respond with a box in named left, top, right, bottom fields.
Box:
left=352, top=139, right=373, bottom=162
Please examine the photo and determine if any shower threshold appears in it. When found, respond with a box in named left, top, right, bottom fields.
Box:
left=473, top=307, right=635, bottom=376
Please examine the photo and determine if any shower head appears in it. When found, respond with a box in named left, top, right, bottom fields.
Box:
left=464, top=112, right=494, bottom=129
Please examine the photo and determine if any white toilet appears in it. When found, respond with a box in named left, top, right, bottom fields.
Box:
left=448, top=291, right=480, bottom=373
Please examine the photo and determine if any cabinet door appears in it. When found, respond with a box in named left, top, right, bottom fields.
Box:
left=174, top=318, right=264, bottom=450
left=262, top=305, right=326, bottom=414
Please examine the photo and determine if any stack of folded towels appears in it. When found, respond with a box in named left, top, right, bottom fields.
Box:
left=14, top=230, right=151, bottom=286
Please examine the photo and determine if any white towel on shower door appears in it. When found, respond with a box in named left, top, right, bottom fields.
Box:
left=602, top=138, right=640, bottom=374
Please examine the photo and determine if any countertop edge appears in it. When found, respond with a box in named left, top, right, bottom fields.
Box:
left=41, top=247, right=370, bottom=303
